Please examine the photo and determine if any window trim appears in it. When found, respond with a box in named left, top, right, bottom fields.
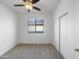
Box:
left=27, top=18, right=44, bottom=33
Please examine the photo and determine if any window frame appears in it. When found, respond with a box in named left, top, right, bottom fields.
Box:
left=27, top=18, right=44, bottom=33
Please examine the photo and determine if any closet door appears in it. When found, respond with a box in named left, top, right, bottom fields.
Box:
left=60, top=13, right=69, bottom=58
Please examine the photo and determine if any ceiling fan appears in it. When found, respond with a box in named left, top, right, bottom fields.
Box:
left=14, top=0, right=41, bottom=12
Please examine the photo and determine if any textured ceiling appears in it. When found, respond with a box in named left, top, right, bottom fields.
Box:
left=0, top=0, right=60, bottom=14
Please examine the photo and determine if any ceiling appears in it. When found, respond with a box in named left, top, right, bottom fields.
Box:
left=1, top=0, right=61, bottom=14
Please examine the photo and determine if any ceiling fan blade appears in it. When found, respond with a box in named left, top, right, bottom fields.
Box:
left=23, top=0, right=30, bottom=2
left=14, top=4, right=24, bottom=6
left=33, top=6, right=41, bottom=11
left=31, top=0, right=40, bottom=4
left=23, top=0, right=26, bottom=2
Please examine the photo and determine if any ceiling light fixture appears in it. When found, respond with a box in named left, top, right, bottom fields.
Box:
left=14, top=0, right=41, bottom=12
left=25, top=2, right=33, bottom=10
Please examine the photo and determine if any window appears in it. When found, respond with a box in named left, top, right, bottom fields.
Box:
left=28, top=18, right=44, bottom=33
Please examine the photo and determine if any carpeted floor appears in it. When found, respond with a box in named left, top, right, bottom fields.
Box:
left=0, top=44, right=64, bottom=59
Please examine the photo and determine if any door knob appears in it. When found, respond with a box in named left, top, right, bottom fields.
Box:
left=75, top=49, right=79, bottom=52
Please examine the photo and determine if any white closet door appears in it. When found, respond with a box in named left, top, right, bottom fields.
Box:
left=60, top=13, right=70, bottom=59
left=60, top=16, right=66, bottom=58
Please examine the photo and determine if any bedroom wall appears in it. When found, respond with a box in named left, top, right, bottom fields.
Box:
left=18, top=13, right=53, bottom=44
left=0, top=3, right=18, bottom=56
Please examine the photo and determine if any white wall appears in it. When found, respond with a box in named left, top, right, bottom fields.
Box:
left=0, top=3, right=18, bottom=56
left=53, top=0, right=77, bottom=59
left=18, top=13, right=53, bottom=44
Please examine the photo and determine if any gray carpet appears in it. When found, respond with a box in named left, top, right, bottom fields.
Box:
left=0, top=44, right=64, bottom=59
